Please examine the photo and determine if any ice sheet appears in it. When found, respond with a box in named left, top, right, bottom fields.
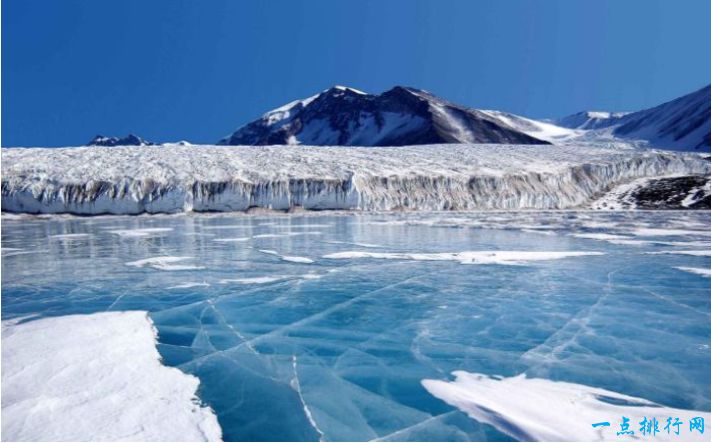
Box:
left=3, top=211, right=710, bottom=441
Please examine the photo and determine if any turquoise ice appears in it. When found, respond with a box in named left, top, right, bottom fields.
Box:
left=2, top=211, right=710, bottom=441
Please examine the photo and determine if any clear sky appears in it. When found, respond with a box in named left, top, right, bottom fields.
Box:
left=3, top=0, right=710, bottom=146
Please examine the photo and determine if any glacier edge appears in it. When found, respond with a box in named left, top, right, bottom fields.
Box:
left=2, top=144, right=710, bottom=214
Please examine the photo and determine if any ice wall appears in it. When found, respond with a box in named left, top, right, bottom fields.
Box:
left=2, top=144, right=709, bottom=214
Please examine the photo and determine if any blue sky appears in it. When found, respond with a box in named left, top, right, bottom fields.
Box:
left=3, top=0, right=710, bottom=146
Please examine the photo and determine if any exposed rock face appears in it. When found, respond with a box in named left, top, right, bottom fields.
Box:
left=87, top=134, right=154, bottom=146
left=630, top=175, right=711, bottom=209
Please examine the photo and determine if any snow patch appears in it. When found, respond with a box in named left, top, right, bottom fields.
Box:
left=675, top=267, right=711, bottom=278
left=323, top=250, right=603, bottom=265
left=422, top=371, right=708, bottom=442
left=1, top=312, right=221, bottom=441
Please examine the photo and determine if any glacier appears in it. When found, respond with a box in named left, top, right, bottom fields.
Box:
left=2, top=144, right=710, bottom=215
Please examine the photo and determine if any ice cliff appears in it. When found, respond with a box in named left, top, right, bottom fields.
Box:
left=2, top=144, right=710, bottom=215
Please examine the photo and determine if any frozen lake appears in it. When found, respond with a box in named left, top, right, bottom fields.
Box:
left=2, top=211, right=710, bottom=441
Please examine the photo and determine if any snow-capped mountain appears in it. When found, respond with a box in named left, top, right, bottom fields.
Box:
left=219, top=86, right=550, bottom=146
left=557, top=83, right=711, bottom=150
left=87, top=134, right=154, bottom=147
left=555, top=111, right=630, bottom=130
left=612, top=83, right=711, bottom=150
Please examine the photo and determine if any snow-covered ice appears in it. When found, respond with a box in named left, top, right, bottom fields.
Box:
left=422, top=371, right=709, bottom=442
left=1, top=312, right=221, bottom=441
left=323, top=250, right=604, bottom=265
left=675, top=267, right=711, bottom=278
left=126, top=256, right=205, bottom=271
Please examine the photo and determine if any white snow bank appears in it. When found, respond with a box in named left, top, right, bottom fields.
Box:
left=323, top=250, right=603, bottom=265
left=422, top=371, right=709, bottom=442
left=1, top=312, right=221, bottom=441
left=3, top=144, right=709, bottom=214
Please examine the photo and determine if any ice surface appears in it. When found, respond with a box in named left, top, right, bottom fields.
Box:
left=422, top=371, right=709, bottom=442
left=1, top=311, right=221, bottom=441
left=2, top=211, right=710, bottom=441
left=3, top=144, right=710, bottom=214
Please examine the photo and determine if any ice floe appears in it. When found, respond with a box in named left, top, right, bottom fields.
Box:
left=422, top=371, right=709, bottom=442
left=1, top=312, right=221, bottom=441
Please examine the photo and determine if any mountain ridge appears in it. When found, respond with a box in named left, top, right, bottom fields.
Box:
left=219, top=85, right=550, bottom=146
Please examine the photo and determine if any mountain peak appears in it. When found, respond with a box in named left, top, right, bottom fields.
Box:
left=219, top=86, right=549, bottom=146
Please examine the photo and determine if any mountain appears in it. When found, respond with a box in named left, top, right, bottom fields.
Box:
left=87, top=134, right=154, bottom=147
left=557, top=83, right=711, bottom=150
left=219, top=86, right=550, bottom=146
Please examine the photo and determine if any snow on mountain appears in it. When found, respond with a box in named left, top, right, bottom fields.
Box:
left=87, top=134, right=155, bottom=146
left=479, top=110, right=582, bottom=143
left=3, top=144, right=709, bottom=214
left=612, top=83, right=711, bottom=150
left=555, top=111, right=631, bottom=130
left=556, top=83, right=711, bottom=150
left=219, top=86, right=550, bottom=146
